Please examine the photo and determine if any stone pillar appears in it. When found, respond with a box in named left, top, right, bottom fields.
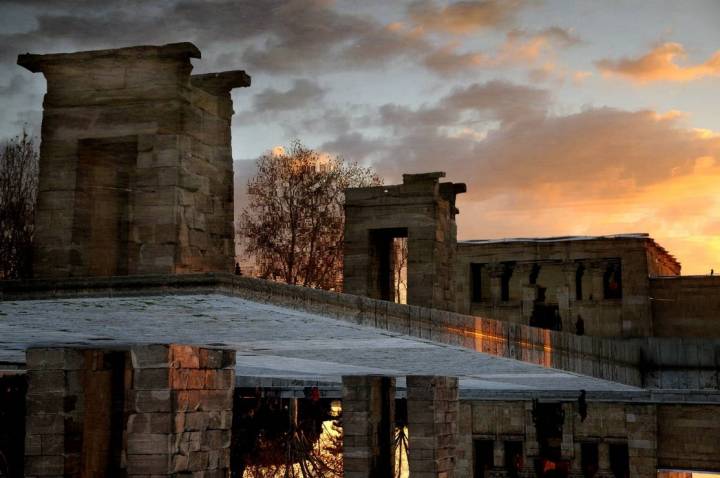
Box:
left=128, top=344, right=235, bottom=475
left=569, top=442, right=584, bottom=478
left=455, top=402, right=474, bottom=477
left=24, top=344, right=235, bottom=477
left=407, top=375, right=459, bottom=478
left=626, top=404, right=657, bottom=478
left=343, top=172, right=466, bottom=311
left=342, top=375, right=396, bottom=478
left=597, top=442, right=613, bottom=478
left=24, top=347, right=85, bottom=477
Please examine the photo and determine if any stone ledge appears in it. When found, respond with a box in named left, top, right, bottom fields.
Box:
left=3, top=273, right=719, bottom=391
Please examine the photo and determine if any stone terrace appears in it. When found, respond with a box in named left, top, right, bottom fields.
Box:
left=0, top=293, right=637, bottom=397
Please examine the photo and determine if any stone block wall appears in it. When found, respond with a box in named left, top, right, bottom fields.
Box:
left=650, top=276, right=720, bottom=337
left=341, top=375, right=395, bottom=478
left=456, top=236, right=667, bottom=337
left=657, top=404, right=720, bottom=472
left=17, top=43, right=249, bottom=278
left=24, top=344, right=235, bottom=477
left=406, top=375, right=459, bottom=478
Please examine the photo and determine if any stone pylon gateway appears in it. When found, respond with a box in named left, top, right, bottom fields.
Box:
left=343, top=172, right=466, bottom=310
left=18, top=42, right=250, bottom=278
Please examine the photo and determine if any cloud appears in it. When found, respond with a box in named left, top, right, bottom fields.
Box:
left=596, top=42, right=720, bottom=83
left=253, top=79, right=326, bottom=112
left=423, top=26, right=581, bottom=74
left=308, top=80, right=720, bottom=273
left=408, top=0, right=527, bottom=34
left=0, top=0, right=430, bottom=74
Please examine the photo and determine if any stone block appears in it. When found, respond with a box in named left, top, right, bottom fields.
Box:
left=25, top=454, right=64, bottom=476
left=134, top=368, right=171, bottom=390
left=126, top=453, right=170, bottom=474
left=171, top=345, right=201, bottom=369
left=127, top=433, right=172, bottom=455
left=133, top=390, right=173, bottom=413
left=127, top=412, right=173, bottom=434
left=131, top=344, right=171, bottom=369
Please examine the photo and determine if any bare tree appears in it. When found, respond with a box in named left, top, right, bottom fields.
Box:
left=240, top=141, right=381, bottom=290
left=0, top=131, right=38, bottom=279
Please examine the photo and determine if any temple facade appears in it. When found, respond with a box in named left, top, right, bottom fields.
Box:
left=343, top=173, right=720, bottom=339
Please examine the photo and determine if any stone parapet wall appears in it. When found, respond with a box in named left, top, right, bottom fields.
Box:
left=3, top=273, right=720, bottom=390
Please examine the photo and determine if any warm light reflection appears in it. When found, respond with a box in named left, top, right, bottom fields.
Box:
left=242, top=418, right=411, bottom=477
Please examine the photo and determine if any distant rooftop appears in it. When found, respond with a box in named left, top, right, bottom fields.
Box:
left=461, top=233, right=680, bottom=268
left=460, top=233, right=651, bottom=244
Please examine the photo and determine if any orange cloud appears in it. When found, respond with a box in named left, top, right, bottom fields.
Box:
left=596, top=42, right=720, bottom=83
left=453, top=120, right=720, bottom=275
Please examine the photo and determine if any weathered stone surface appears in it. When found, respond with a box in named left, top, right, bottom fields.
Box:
left=407, top=376, right=459, bottom=478
left=18, top=42, right=250, bottom=278
left=342, top=375, right=396, bottom=478
left=24, top=344, right=235, bottom=477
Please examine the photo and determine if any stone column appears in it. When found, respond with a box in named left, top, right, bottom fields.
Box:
left=569, top=442, right=584, bottom=478
left=597, top=442, right=614, bottom=478
left=407, top=375, right=459, bottom=478
left=24, top=344, right=235, bottom=477
left=342, top=375, right=396, bottom=478
left=24, top=347, right=85, bottom=477
left=127, top=344, right=235, bottom=476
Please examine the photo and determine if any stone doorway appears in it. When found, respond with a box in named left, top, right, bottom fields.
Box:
left=368, top=228, right=408, bottom=303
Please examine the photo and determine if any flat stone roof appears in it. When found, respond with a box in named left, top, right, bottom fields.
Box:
left=0, top=293, right=639, bottom=397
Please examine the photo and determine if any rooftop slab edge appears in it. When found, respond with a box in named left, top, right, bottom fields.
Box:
left=17, top=42, right=201, bottom=72
left=460, top=233, right=651, bottom=244
left=3, top=273, right=719, bottom=391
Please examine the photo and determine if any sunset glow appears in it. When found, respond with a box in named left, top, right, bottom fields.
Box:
left=1, top=1, right=719, bottom=274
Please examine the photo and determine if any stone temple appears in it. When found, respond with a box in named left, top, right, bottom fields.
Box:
left=1, top=42, right=719, bottom=478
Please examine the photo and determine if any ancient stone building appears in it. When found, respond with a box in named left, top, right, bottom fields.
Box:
left=18, top=42, right=250, bottom=278
left=344, top=173, right=720, bottom=339
left=3, top=43, right=720, bottom=478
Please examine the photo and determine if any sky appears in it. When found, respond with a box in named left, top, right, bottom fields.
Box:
left=1, top=0, right=719, bottom=274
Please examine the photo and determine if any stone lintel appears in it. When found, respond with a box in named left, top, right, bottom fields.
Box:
left=17, top=42, right=201, bottom=73
left=191, top=70, right=252, bottom=95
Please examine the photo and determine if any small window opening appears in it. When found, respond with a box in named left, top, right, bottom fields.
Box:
left=471, top=263, right=483, bottom=302
left=529, top=264, right=541, bottom=285
left=501, top=263, right=514, bottom=302
left=603, top=261, right=622, bottom=299
left=575, top=263, right=585, bottom=300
